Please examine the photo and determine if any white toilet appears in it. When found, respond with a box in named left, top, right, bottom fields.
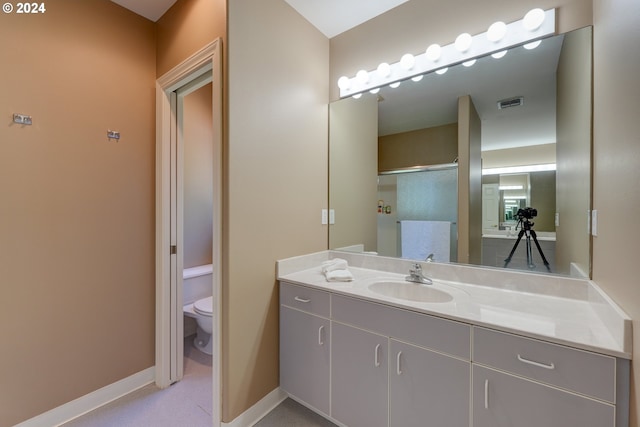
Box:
left=184, top=296, right=213, bottom=355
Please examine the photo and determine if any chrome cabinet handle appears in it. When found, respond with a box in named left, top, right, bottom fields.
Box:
left=396, top=351, right=403, bottom=375
left=484, top=379, right=489, bottom=409
left=517, top=354, right=555, bottom=370
left=318, top=326, right=324, bottom=346
left=294, top=296, right=311, bottom=303
left=374, top=344, right=381, bottom=367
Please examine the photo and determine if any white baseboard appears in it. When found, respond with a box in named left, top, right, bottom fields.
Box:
left=15, top=367, right=155, bottom=427
left=221, top=387, right=287, bottom=427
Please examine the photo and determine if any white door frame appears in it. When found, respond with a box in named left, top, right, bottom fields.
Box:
left=155, top=39, right=222, bottom=426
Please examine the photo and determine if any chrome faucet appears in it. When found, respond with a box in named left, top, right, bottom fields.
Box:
left=405, top=263, right=433, bottom=285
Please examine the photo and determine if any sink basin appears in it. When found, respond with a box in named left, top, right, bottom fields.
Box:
left=368, top=281, right=453, bottom=303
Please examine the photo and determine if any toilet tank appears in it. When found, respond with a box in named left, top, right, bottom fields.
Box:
left=183, top=264, right=213, bottom=305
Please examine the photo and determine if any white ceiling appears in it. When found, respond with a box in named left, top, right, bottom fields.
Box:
left=111, top=0, right=406, bottom=34
left=110, top=0, right=177, bottom=21
left=283, top=0, right=409, bottom=38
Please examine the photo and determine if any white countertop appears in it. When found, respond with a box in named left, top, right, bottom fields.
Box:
left=483, top=231, right=556, bottom=241
left=277, top=251, right=632, bottom=359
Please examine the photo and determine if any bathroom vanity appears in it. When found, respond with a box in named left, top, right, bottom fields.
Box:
left=277, top=251, right=632, bottom=427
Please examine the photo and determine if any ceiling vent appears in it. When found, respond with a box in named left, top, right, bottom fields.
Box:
left=497, top=96, right=524, bottom=109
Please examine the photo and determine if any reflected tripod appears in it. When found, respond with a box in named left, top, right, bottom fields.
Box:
left=503, top=215, right=551, bottom=272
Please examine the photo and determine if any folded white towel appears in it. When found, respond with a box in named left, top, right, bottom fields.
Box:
left=321, top=258, right=349, bottom=273
left=324, top=269, right=354, bottom=282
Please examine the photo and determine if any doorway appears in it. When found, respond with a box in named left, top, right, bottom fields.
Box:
left=156, top=39, right=222, bottom=426
left=176, top=71, right=214, bottom=378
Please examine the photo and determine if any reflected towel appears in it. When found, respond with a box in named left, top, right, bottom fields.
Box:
left=324, top=269, right=354, bottom=282
left=400, top=220, right=451, bottom=262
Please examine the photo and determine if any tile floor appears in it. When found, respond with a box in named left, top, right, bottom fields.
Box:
left=63, top=337, right=213, bottom=427
left=254, top=399, right=337, bottom=427
left=62, top=337, right=333, bottom=427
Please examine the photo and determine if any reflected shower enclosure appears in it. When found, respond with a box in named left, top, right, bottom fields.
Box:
left=377, top=166, right=458, bottom=261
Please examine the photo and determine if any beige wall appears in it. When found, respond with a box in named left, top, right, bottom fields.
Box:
left=0, top=2, right=156, bottom=425
left=156, top=0, right=227, bottom=77
left=329, top=96, right=378, bottom=251
left=183, top=83, right=214, bottom=268
left=226, top=0, right=329, bottom=421
left=378, top=123, right=458, bottom=172
left=592, top=0, right=640, bottom=425
left=556, top=27, right=592, bottom=275
left=458, top=96, right=483, bottom=264
left=530, top=171, right=557, bottom=232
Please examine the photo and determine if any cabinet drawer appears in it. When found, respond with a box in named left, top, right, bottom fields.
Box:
left=473, top=327, right=616, bottom=402
left=280, top=282, right=330, bottom=317
left=332, top=294, right=470, bottom=360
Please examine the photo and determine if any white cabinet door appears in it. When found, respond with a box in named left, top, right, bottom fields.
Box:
left=280, top=306, right=330, bottom=415
left=473, top=365, right=615, bottom=427
left=389, top=339, right=470, bottom=427
left=331, top=321, right=388, bottom=427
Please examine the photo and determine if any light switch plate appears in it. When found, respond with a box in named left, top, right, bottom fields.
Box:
left=329, top=209, right=335, bottom=225
left=591, top=210, right=598, bottom=236
left=321, top=209, right=328, bottom=225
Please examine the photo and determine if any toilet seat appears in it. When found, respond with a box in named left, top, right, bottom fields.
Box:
left=193, top=296, right=213, bottom=316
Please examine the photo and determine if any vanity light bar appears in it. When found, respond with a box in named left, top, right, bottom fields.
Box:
left=338, top=8, right=556, bottom=98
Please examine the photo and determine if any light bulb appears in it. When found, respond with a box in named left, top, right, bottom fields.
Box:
left=377, top=62, right=391, bottom=78
left=455, top=33, right=472, bottom=52
left=411, top=75, right=424, bottom=82
left=524, top=40, right=541, bottom=50
left=435, top=68, right=448, bottom=75
left=523, top=8, right=545, bottom=31
left=487, top=21, right=507, bottom=42
left=337, top=76, right=350, bottom=90
left=389, top=82, right=401, bottom=88
left=356, top=70, right=369, bottom=84
left=425, top=44, right=442, bottom=61
left=491, top=50, right=508, bottom=59
left=369, top=88, right=380, bottom=94
left=352, top=93, right=362, bottom=99
left=463, top=59, right=476, bottom=67
left=400, top=53, right=415, bottom=70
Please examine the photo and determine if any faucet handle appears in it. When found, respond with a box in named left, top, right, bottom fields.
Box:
left=411, top=263, right=422, bottom=273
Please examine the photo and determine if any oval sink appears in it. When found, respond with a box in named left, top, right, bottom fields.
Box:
left=368, top=281, right=453, bottom=303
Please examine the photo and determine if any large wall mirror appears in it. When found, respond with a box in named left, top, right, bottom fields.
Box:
left=329, top=26, right=592, bottom=278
